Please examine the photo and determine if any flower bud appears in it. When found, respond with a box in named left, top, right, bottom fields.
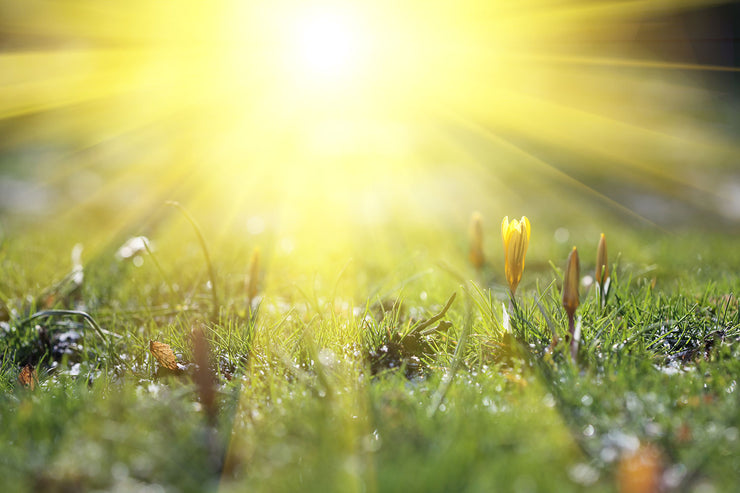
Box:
left=469, top=212, right=485, bottom=269
left=595, top=233, right=609, bottom=286
left=501, top=216, right=530, bottom=294
left=562, top=246, right=580, bottom=316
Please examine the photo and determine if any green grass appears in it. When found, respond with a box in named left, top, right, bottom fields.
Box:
left=1, top=212, right=740, bottom=493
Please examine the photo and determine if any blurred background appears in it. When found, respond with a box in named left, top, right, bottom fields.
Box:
left=0, top=0, right=738, bottom=277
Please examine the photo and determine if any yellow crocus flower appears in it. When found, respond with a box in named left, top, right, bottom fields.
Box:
left=501, top=216, right=530, bottom=294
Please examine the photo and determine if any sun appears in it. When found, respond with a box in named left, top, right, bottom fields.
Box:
left=1, top=0, right=736, bottom=243
left=221, top=3, right=375, bottom=111
left=289, top=9, right=364, bottom=84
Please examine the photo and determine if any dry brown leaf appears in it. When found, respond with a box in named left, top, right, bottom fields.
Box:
left=18, top=364, right=37, bottom=390
left=617, top=444, right=663, bottom=493
left=149, top=340, right=179, bottom=371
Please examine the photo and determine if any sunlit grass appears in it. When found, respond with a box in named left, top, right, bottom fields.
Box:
left=1, top=215, right=740, bottom=491
left=1, top=1, right=740, bottom=491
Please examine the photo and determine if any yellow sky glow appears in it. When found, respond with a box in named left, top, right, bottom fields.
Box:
left=0, top=0, right=737, bottom=247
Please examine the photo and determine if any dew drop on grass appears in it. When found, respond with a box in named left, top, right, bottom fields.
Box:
left=625, top=392, right=642, bottom=413
left=605, top=430, right=640, bottom=453
left=583, top=424, right=595, bottom=437
left=581, top=394, right=593, bottom=406
left=568, top=463, right=599, bottom=486
left=663, top=463, right=687, bottom=489
left=362, top=430, right=382, bottom=452
left=147, top=383, right=162, bottom=398
left=419, top=291, right=427, bottom=301
left=600, top=447, right=618, bottom=463
left=318, top=348, right=336, bottom=368
left=645, top=422, right=662, bottom=438
left=116, top=236, right=151, bottom=260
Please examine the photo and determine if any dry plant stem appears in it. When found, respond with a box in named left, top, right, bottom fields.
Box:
left=598, top=278, right=611, bottom=312
left=568, top=314, right=577, bottom=361
left=166, top=201, right=220, bottom=322
left=192, top=326, right=216, bottom=425
left=23, top=309, right=113, bottom=345
left=191, top=325, right=222, bottom=471
left=23, top=310, right=123, bottom=366
left=142, top=239, right=177, bottom=300
left=414, top=292, right=456, bottom=335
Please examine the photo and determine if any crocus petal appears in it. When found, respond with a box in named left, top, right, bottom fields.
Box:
left=501, top=215, right=530, bottom=295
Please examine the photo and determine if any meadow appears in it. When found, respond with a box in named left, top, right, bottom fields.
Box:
left=1, top=1, right=740, bottom=491
left=1, top=202, right=740, bottom=492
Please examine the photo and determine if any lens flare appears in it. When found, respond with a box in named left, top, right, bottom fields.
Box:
left=0, top=0, right=737, bottom=263
left=289, top=9, right=365, bottom=84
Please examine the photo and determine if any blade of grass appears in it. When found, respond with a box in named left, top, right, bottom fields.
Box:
left=427, top=286, right=472, bottom=417
left=166, top=201, right=220, bottom=322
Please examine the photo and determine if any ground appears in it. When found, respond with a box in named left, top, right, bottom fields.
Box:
left=1, top=210, right=739, bottom=492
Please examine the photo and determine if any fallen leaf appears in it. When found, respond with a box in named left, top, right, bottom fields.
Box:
left=617, top=444, right=663, bottom=493
left=18, top=364, right=37, bottom=390
left=149, top=340, right=179, bottom=371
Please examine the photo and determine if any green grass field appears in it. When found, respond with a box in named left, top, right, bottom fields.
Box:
left=1, top=206, right=739, bottom=493
left=2, top=1, right=740, bottom=491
